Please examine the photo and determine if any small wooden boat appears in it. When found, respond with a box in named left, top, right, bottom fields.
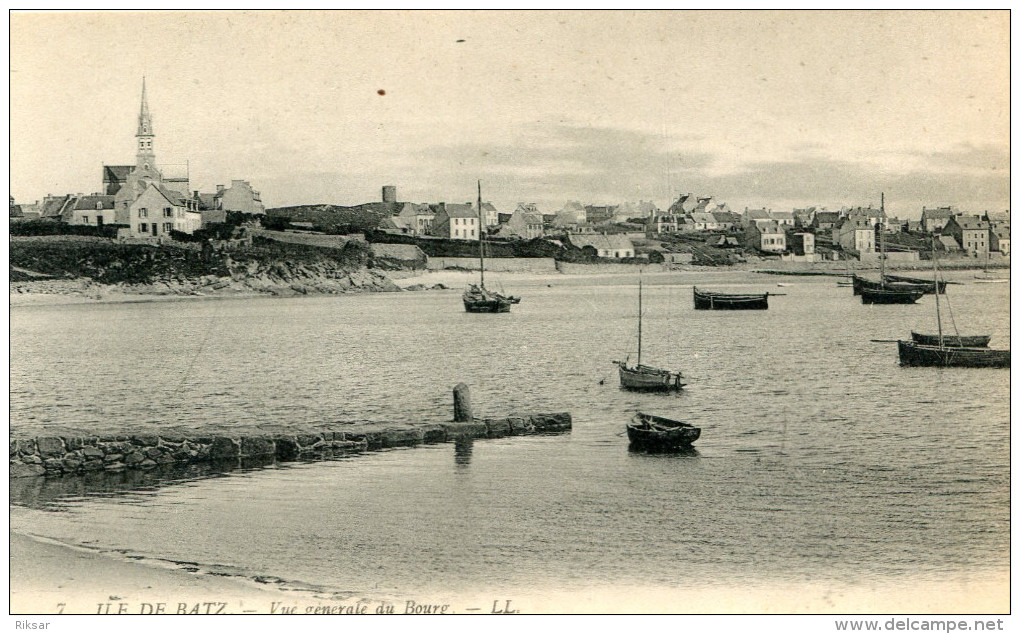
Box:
left=860, top=286, right=924, bottom=304
left=910, top=331, right=991, bottom=348
left=973, top=276, right=1009, bottom=284
left=615, top=275, right=684, bottom=391
left=626, top=413, right=701, bottom=450
left=852, top=275, right=927, bottom=296
left=693, top=286, right=769, bottom=310
left=897, top=341, right=1009, bottom=368
left=463, top=284, right=514, bottom=312
left=883, top=274, right=947, bottom=294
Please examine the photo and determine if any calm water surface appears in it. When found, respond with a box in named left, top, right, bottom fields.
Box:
left=9, top=273, right=1011, bottom=597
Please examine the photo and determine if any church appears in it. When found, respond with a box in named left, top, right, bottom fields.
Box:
left=99, top=79, right=264, bottom=237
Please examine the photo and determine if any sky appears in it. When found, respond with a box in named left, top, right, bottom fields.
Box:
left=9, top=10, right=1010, bottom=219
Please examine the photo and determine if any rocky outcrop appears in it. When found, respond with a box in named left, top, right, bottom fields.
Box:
left=9, top=414, right=572, bottom=478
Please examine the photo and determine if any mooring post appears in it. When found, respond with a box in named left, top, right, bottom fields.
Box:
left=453, top=383, right=473, bottom=422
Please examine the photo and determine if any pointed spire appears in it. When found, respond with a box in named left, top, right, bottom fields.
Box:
left=137, top=77, right=152, bottom=137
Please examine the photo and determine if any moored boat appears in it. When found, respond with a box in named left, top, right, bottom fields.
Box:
left=615, top=275, right=684, bottom=391
left=693, top=286, right=769, bottom=310
left=897, top=341, right=1009, bottom=368
left=463, top=180, right=518, bottom=313
left=852, top=275, right=927, bottom=296
left=883, top=274, right=947, bottom=294
left=910, top=331, right=991, bottom=348
left=860, top=286, right=924, bottom=304
left=626, top=412, right=701, bottom=450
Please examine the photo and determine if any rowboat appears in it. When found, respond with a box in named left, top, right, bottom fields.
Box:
left=693, top=286, right=769, bottom=310
left=860, top=286, right=924, bottom=304
left=910, top=331, right=991, bottom=348
left=626, top=412, right=701, bottom=450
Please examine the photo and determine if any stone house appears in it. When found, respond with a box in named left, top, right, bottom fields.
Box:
left=68, top=195, right=118, bottom=227
left=990, top=228, right=1010, bottom=255
left=745, top=221, right=786, bottom=252
left=921, top=206, right=957, bottom=234
left=569, top=233, right=635, bottom=258
left=942, top=216, right=989, bottom=256
left=430, top=203, right=479, bottom=240
left=129, top=183, right=201, bottom=237
left=835, top=216, right=875, bottom=254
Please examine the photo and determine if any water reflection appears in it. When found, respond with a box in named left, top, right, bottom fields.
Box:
left=454, top=436, right=474, bottom=467
left=626, top=445, right=700, bottom=458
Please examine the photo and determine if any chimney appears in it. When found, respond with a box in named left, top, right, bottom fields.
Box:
left=217, top=184, right=225, bottom=192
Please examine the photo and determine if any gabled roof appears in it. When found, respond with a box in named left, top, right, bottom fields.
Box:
left=753, top=221, right=784, bottom=234
left=922, top=206, right=956, bottom=219
left=939, top=235, right=960, bottom=249
left=992, top=228, right=1010, bottom=240
left=73, top=195, right=116, bottom=211
left=814, top=211, right=841, bottom=223
left=839, top=216, right=874, bottom=230
left=711, top=212, right=735, bottom=223
left=771, top=211, right=795, bottom=220
left=103, top=165, right=133, bottom=182
left=690, top=212, right=716, bottom=224
left=436, top=203, right=476, bottom=218
left=745, top=208, right=771, bottom=220
left=984, top=210, right=1010, bottom=223
left=569, top=233, right=634, bottom=251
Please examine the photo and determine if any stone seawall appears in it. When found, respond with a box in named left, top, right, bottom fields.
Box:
left=9, top=414, right=572, bottom=479
left=425, top=257, right=558, bottom=273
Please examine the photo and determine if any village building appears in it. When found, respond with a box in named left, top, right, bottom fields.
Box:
left=492, top=208, right=544, bottom=240
left=835, top=216, right=876, bottom=254
left=129, top=183, right=201, bottom=238
left=745, top=221, right=786, bottom=253
left=771, top=211, right=796, bottom=228
left=569, top=233, right=635, bottom=259
left=711, top=211, right=740, bottom=231
left=213, top=180, right=265, bottom=215
left=811, top=211, right=842, bottom=232
left=793, top=207, right=816, bottom=227
left=667, top=194, right=693, bottom=215
left=689, top=212, right=720, bottom=231
left=939, top=235, right=961, bottom=252
left=480, top=202, right=501, bottom=227
left=584, top=204, right=617, bottom=225
left=990, top=228, right=1010, bottom=255
left=430, top=203, right=479, bottom=240
left=67, top=194, right=117, bottom=227
left=648, top=214, right=681, bottom=234
left=920, top=206, right=957, bottom=233
left=553, top=201, right=587, bottom=228
left=942, top=216, right=990, bottom=256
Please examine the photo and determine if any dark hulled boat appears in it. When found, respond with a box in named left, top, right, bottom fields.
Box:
left=693, top=286, right=769, bottom=310
left=896, top=234, right=1008, bottom=368
left=463, top=180, right=518, bottom=313
left=910, top=331, right=991, bottom=348
left=859, top=286, right=924, bottom=304
left=897, top=341, right=1009, bottom=368
left=626, top=413, right=701, bottom=450
left=884, top=274, right=947, bottom=294
left=852, top=275, right=927, bottom=296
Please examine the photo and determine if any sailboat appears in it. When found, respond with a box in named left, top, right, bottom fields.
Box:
left=462, top=180, right=520, bottom=313
left=974, top=249, right=1008, bottom=283
left=897, top=236, right=1008, bottom=368
left=859, top=193, right=924, bottom=305
left=613, top=275, right=685, bottom=391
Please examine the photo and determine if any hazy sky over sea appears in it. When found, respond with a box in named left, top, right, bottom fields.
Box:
left=10, top=11, right=1009, bottom=218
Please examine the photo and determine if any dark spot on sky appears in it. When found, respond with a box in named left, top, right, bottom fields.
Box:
left=456, top=39, right=465, bottom=43
left=377, top=89, right=386, bottom=96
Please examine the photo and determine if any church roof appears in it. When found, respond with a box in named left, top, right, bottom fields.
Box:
left=103, top=165, right=133, bottom=182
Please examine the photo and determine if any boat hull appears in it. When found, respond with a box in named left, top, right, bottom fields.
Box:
left=627, top=413, right=701, bottom=449
left=860, top=287, right=924, bottom=304
left=897, top=341, right=1010, bottom=368
left=463, top=284, right=514, bottom=313
left=884, top=275, right=947, bottom=294
left=693, top=287, right=768, bottom=310
left=617, top=364, right=684, bottom=391
left=910, top=331, right=991, bottom=348
left=853, top=275, right=927, bottom=296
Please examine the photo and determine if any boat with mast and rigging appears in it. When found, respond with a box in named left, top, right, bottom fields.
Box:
left=859, top=193, right=924, bottom=305
left=462, top=180, right=520, bottom=313
left=614, top=274, right=685, bottom=391
left=897, top=236, right=1008, bottom=368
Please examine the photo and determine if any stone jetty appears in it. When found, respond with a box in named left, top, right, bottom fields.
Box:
left=9, top=414, right=572, bottom=479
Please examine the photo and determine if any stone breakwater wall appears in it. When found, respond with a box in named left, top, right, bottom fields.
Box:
left=9, top=414, right=572, bottom=479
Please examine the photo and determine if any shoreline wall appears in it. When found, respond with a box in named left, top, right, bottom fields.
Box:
left=9, top=414, right=572, bottom=479
left=425, top=256, right=557, bottom=272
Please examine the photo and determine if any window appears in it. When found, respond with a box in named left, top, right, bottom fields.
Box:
left=83, top=215, right=89, bottom=224
left=455, top=229, right=459, bottom=237
left=139, top=223, right=148, bottom=233
left=470, top=230, right=475, bottom=237
left=164, top=207, right=173, bottom=218
left=96, top=202, right=103, bottom=210
left=163, top=223, right=173, bottom=233
left=138, top=207, right=148, bottom=218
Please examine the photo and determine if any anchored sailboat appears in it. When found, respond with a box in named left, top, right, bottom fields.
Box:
left=860, top=193, right=924, bottom=305
left=613, top=274, right=685, bottom=391
left=462, top=180, right=520, bottom=313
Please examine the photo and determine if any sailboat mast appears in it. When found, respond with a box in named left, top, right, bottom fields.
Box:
left=637, top=275, right=643, bottom=366
left=932, top=236, right=944, bottom=346
left=477, top=180, right=485, bottom=289
left=879, top=192, right=885, bottom=286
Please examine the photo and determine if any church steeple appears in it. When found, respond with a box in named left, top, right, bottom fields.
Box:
left=136, top=77, right=155, bottom=169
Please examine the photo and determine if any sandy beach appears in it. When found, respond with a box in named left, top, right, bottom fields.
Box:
left=9, top=527, right=1008, bottom=614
